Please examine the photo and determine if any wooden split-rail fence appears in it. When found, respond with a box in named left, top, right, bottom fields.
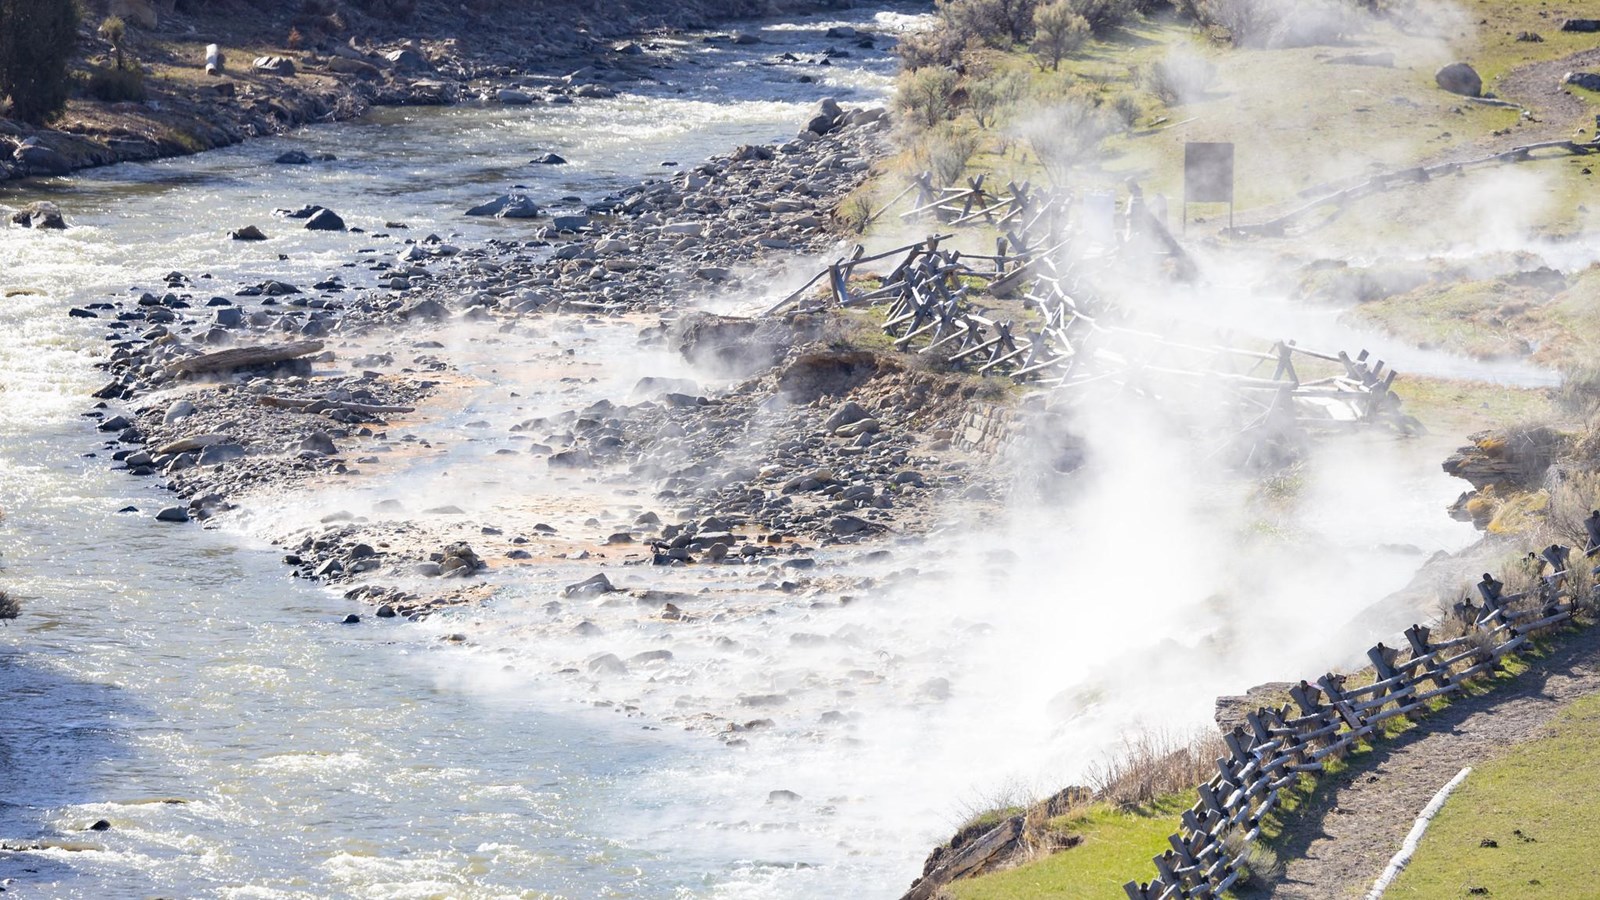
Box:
left=769, top=220, right=1417, bottom=448
left=1123, top=548, right=1583, bottom=899
left=1240, top=137, right=1600, bottom=236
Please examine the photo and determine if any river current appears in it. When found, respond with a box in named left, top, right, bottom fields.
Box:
left=0, top=6, right=1489, bottom=899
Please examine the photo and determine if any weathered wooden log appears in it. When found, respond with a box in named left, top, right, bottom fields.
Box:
left=167, top=340, right=324, bottom=376
left=897, top=816, right=1023, bottom=900
left=259, top=396, right=416, bottom=415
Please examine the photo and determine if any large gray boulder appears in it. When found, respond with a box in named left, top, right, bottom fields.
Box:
left=10, top=201, right=67, bottom=229
left=304, top=208, right=346, bottom=231
left=1435, top=62, right=1482, bottom=97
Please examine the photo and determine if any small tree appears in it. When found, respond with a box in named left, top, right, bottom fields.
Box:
left=99, top=15, right=126, bottom=69
left=1068, top=0, right=1135, bottom=35
left=896, top=66, right=960, bottom=128
left=1031, top=1, right=1090, bottom=70
left=968, top=68, right=1028, bottom=128
left=939, top=0, right=1041, bottom=47
left=1014, top=96, right=1112, bottom=186
left=0, top=0, right=81, bottom=124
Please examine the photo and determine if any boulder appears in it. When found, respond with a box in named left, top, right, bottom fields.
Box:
left=824, top=401, right=871, bottom=431
left=732, top=144, right=774, bottom=162
left=163, top=400, right=197, bottom=424
left=497, top=88, right=536, bottom=105
left=1435, top=62, right=1482, bottom=97
left=253, top=55, right=296, bottom=76
left=563, top=573, right=619, bottom=598
left=1560, top=18, right=1600, bottom=32
left=13, top=142, right=71, bottom=176
left=384, top=47, right=432, bottom=71
left=1565, top=71, right=1600, bottom=92
left=197, top=442, right=246, bottom=465
left=438, top=541, right=484, bottom=575
left=155, top=506, right=190, bottom=523
left=304, top=208, right=346, bottom=231
left=399, top=298, right=448, bottom=320
left=230, top=225, right=268, bottom=241
left=325, top=56, right=381, bottom=79
left=531, top=153, right=567, bottom=165
left=275, top=151, right=311, bottom=165
left=296, top=431, right=337, bottom=455
left=465, top=193, right=540, bottom=218
left=10, top=201, right=68, bottom=229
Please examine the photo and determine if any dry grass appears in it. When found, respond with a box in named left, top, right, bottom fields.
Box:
left=1085, top=729, right=1228, bottom=808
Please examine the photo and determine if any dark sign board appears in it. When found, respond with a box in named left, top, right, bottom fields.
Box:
left=1184, top=142, right=1235, bottom=204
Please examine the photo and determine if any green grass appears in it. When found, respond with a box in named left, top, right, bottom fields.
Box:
left=1384, top=690, right=1600, bottom=897
left=949, top=795, right=1196, bottom=900
left=1346, top=278, right=1539, bottom=360
left=1390, top=375, right=1554, bottom=436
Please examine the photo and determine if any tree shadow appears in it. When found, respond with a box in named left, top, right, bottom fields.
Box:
left=0, top=643, right=143, bottom=890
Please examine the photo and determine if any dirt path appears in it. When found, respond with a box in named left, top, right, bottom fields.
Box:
left=1242, top=621, right=1600, bottom=899
left=1498, top=45, right=1600, bottom=136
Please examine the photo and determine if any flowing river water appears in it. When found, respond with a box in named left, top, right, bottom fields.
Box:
left=0, top=6, right=1515, bottom=898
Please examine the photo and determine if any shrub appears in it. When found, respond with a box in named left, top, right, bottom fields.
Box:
left=915, top=122, right=983, bottom=185
left=836, top=184, right=876, bottom=234
left=1141, top=48, right=1216, bottom=105
left=1110, top=92, right=1142, bottom=129
left=1031, top=1, right=1090, bottom=70
left=83, top=62, right=146, bottom=103
left=287, top=26, right=305, bottom=50
left=1067, top=0, right=1136, bottom=34
left=1085, top=730, right=1227, bottom=808
left=1014, top=96, right=1112, bottom=186
left=0, top=0, right=81, bottom=124
left=939, top=0, right=1042, bottom=48
left=896, top=66, right=960, bottom=128
left=967, top=68, right=1028, bottom=128
left=896, top=25, right=970, bottom=70
left=1195, top=0, right=1281, bottom=46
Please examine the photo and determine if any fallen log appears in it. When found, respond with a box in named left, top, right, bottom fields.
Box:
left=167, top=341, right=324, bottom=376
left=260, top=396, right=416, bottom=415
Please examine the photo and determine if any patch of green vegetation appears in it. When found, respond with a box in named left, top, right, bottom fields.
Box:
left=1385, top=688, right=1600, bottom=897
left=1391, top=376, right=1554, bottom=436
left=950, top=795, right=1196, bottom=900
left=1344, top=278, right=1536, bottom=360
left=1455, top=0, right=1600, bottom=94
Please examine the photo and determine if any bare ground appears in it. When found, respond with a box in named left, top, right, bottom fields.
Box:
left=1240, top=620, right=1600, bottom=899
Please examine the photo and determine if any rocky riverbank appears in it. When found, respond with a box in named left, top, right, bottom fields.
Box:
left=69, top=86, right=1016, bottom=629
left=0, top=0, right=904, bottom=184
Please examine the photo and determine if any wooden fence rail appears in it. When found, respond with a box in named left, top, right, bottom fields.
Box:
left=1121, top=559, right=1582, bottom=899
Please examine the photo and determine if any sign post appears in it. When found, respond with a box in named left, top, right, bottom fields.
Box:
left=1183, top=142, right=1234, bottom=232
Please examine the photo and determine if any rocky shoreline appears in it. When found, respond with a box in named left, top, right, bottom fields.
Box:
left=0, top=0, right=898, bottom=184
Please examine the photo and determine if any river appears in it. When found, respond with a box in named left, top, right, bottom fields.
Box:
left=0, top=4, right=1492, bottom=898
